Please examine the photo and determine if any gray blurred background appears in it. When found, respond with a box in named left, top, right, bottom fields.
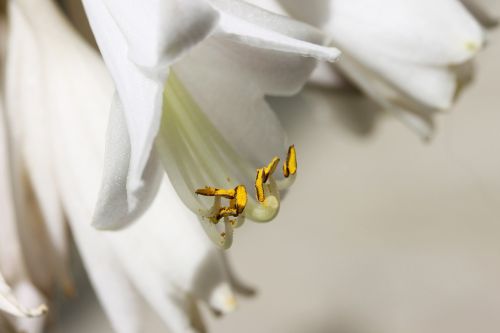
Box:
left=52, top=2, right=500, bottom=332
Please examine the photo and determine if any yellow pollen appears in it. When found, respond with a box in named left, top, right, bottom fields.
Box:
left=195, top=187, right=235, bottom=199
left=195, top=185, right=248, bottom=223
left=263, top=157, right=280, bottom=182
left=255, top=168, right=266, bottom=202
left=283, top=145, right=297, bottom=178
left=232, top=185, right=247, bottom=215
left=255, top=156, right=280, bottom=202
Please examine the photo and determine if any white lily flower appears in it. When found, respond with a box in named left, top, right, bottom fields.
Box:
left=81, top=0, right=341, bottom=246
left=5, top=0, right=255, bottom=331
left=276, top=0, right=486, bottom=139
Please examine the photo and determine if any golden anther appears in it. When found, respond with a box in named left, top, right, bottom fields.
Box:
left=283, top=145, right=297, bottom=178
left=195, top=185, right=248, bottom=223
left=216, top=207, right=238, bottom=220
left=255, top=156, right=280, bottom=203
left=195, top=187, right=235, bottom=199
left=263, top=157, right=280, bottom=182
left=231, top=185, right=247, bottom=215
left=255, top=168, right=266, bottom=202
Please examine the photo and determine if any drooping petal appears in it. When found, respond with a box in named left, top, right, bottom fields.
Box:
left=6, top=0, right=72, bottom=293
left=6, top=1, right=148, bottom=331
left=327, top=0, right=484, bottom=65
left=324, top=0, right=484, bottom=108
left=99, top=0, right=219, bottom=69
left=0, top=98, right=23, bottom=291
left=337, top=55, right=435, bottom=139
left=80, top=0, right=219, bottom=229
left=12, top=281, right=46, bottom=333
left=108, top=177, right=238, bottom=331
left=210, top=0, right=340, bottom=64
left=92, top=97, right=164, bottom=230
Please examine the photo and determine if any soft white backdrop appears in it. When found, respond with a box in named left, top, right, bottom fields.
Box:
left=51, top=5, right=500, bottom=333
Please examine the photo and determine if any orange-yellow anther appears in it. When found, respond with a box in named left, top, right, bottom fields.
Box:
left=195, top=187, right=235, bottom=199
left=255, top=157, right=280, bottom=203
left=263, top=157, right=280, bottom=182
left=195, top=185, right=247, bottom=223
left=232, top=185, right=247, bottom=215
left=255, top=168, right=266, bottom=202
left=283, top=145, right=297, bottom=178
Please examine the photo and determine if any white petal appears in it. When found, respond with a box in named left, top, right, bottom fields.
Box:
left=210, top=0, right=340, bottom=62
left=108, top=176, right=237, bottom=330
left=0, top=274, right=47, bottom=318
left=5, top=0, right=72, bottom=293
left=92, top=97, right=163, bottom=230
left=6, top=1, right=147, bottom=331
left=0, top=100, right=23, bottom=288
left=80, top=0, right=218, bottom=224
left=276, top=0, right=333, bottom=27
left=337, top=55, right=435, bottom=140
left=12, top=282, right=46, bottom=333
left=356, top=53, right=458, bottom=110
left=327, top=0, right=484, bottom=65
left=174, top=38, right=288, bottom=165
left=100, top=0, right=219, bottom=69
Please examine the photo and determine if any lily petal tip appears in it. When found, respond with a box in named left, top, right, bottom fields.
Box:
left=210, top=284, right=237, bottom=314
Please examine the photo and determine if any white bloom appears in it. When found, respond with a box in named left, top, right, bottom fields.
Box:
left=0, top=100, right=48, bottom=332
left=81, top=0, right=341, bottom=246
left=276, top=0, right=486, bottom=138
left=4, top=0, right=260, bottom=331
left=0, top=5, right=69, bottom=332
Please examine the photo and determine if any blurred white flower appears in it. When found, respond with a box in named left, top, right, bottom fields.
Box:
left=81, top=0, right=341, bottom=246
left=0, top=5, right=69, bottom=332
left=0, top=104, right=48, bottom=331
left=275, top=0, right=487, bottom=139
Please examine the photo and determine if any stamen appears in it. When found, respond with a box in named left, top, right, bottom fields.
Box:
left=157, top=72, right=300, bottom=248
left=283, top=145, right=297, bottom=178
left=263, top=157, right=280, bottom=182
left=196, top=187, right=236, bottom=199
left=255, top=157, right=280, bottom=202
left=232, top=185, right=247, bottom=215
left=196, top=185, right=248, bottom=223
left=255, top=168, right=266, bottom=203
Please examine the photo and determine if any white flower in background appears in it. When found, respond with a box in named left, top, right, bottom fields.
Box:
left=0, top=102, right=48, bottom=332
left=0, top=6, right=70, bottom=332
left=274, top=0, right=487, bottom=139
left=4, top=0, right=338, bottom=331
left=81, top=0, right=340, bottom=247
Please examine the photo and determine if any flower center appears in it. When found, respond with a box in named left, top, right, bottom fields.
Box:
left=156, top=72, right=297, bottom=248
